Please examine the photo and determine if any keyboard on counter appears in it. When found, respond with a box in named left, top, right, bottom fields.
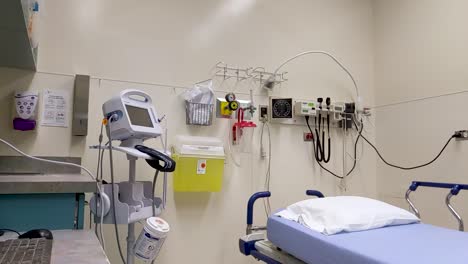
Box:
left=0, top=238, right=52, bottom=264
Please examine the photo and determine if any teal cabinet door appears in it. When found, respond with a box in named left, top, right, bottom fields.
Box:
left=0, top=193, right=85, bottom=231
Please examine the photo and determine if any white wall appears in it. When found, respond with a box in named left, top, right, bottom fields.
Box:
left=0, top=1, right=376, bottom=263
left=374, top=0, right=468, bottom=230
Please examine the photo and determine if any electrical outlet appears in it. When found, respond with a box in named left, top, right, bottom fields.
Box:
left=454, top=130, right=468, bottom=140
left=259, top=105, right=268, bottom=122
left=303, top=132, right=313, bottom=142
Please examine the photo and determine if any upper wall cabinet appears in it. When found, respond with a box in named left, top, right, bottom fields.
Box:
left=0, top=0, right=39, bottom=70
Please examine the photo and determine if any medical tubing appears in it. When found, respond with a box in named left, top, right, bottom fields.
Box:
left=305, top=117, right=343, bottom=179
left=315, top=127, right=323, bottom=162
left=314, top=117, right=320, bottom=161
left=346, top=117, right=363, bottom=176
left=0, top=229, right=20, bottom=236
left=260, top=122, right=272, bottom=216
left=0, top=137, right=106, bottom=248
left=106, top=118, right=128, bottom=264
left=160, top=132, right=168, bottom=210
left=97, top=142, right=109, bottom=249
left=152, top=131, right=165, bottom=264
left=269, top=51, right=360, bottom=102
left=323, top=115, right=331, bottom=163
left=305, top=116, right=361, bottom=178
left=94, top=123, right=104, bottom=236
left=321, top=127, right=326, bottom=162
left=0, top=138, right=99, bottom=182
left=95, top=140, right=109, bottom=242
left=94, top=147, right=101, bottom=232
left=353, top=119, right=455, bottom=170
left=152, top=170, right=159, bottom=217
left=266, top=123, right=272, bottom=214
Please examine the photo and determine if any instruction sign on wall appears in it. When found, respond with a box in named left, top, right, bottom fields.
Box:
left=41, top=89, right=69, bottom=127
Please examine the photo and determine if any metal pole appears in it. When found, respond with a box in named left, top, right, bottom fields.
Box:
left=446, top=192, right=464, bottom=231
left=163, top=129, right=168, bottom=209
left=127, top=158, right=137, bottom=264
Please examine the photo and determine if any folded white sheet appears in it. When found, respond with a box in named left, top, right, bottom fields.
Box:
left=275, top=196, right=420, bottom=235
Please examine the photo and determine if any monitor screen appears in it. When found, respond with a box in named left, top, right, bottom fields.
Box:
left=125, top=105, right=154, bottom=128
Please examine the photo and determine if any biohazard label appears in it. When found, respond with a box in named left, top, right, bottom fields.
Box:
left=197, top=159, right=207, bottom=174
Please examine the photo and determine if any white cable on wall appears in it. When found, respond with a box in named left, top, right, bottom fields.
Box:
left=0, top=138, right=106, bottom=249
left=269, top=50, right=361, bottom=102
left=260, top=122, right=272, bottom=216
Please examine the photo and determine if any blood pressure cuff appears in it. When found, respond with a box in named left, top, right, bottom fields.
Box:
left=135, top=145, right=176, bottom=172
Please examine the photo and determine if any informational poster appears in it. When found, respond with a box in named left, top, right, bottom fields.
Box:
left=40, top=89, right=69, bottom=127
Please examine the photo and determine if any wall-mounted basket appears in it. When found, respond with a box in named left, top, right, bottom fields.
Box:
left=185, top=101, right=214, bottom=126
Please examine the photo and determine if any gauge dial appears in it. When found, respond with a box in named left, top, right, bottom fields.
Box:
left=271, top=98, right=292, bottom=118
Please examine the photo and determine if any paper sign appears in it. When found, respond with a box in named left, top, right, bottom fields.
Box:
left=41, top=89, right=69, bottom=127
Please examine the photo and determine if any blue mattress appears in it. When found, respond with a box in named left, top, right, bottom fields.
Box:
left=267, top=215, right=468, bottom=264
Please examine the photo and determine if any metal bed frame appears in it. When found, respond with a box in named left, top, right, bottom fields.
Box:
left=406, top=181, right=468, bottom=231
left=239, top=181, right=467, bottom=264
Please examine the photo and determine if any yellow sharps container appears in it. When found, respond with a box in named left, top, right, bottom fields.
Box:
left=172, top=136, right=225, bottom=192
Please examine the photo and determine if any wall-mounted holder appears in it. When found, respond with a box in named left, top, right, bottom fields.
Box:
left=216, top=92, right=254, bottom=120
left=232, top=108, right=256, bottom=145
left=235, top=100, right=254, bottom=120
left=268, top=96, right=350, bottom=127
left=185, top=101, right=214, bottom=126
left=212, top=62, right=288, bottom=86
left=90, top=182, right=162, bottom=224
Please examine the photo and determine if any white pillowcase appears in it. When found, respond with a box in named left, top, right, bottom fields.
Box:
left=275, top=196, right=420, bottom=235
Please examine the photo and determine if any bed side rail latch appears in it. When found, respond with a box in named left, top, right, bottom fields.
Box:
left=306, top=190, right=325, bottom=198
left=406, top=181, right=467, bottom=231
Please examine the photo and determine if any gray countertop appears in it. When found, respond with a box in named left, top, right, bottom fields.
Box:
left=0, top=174, right=97, bottom=194
left=0, top=230, right=110, bottom=264
left=50, top=230, right=110, bottom=264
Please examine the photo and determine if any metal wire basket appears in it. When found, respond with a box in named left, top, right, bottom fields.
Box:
left=185, top=101, right=214, bottom=126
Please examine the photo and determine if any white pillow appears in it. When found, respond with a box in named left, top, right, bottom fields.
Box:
left=275, top=196, right=420, bottom=235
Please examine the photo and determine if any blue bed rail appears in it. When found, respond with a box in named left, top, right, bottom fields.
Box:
left=406, top=181, right=467, bottom=231
left=306, top=190, right=325, bottom=198
left=247, top=191, right=271, bottom=226
left=240, top=190, right=325, bottom=263
left=245, top=190, right=324, bottom=235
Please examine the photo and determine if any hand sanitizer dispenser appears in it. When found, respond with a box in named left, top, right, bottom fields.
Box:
left=13, top=91, right=39, bottom=131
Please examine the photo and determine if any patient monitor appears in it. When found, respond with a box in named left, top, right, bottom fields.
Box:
left=93, top=89, right=174, bottom=264
left=102, top=89, right=162, bottom=144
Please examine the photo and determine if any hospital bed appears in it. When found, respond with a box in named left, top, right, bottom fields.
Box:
left=239, top=181, right=468, bottom=264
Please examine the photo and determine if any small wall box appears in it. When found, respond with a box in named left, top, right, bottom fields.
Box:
left=172, top=136, right=225, bottom=192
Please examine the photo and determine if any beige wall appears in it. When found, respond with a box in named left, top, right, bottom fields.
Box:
left=374, top=0, right=468, bottom=230
left=0, top=1, right=376, bottom=263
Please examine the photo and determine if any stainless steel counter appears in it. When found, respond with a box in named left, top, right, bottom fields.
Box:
left=51, top=230, right=110, bottom=264
left=0, top=174, right=97, bottom=194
